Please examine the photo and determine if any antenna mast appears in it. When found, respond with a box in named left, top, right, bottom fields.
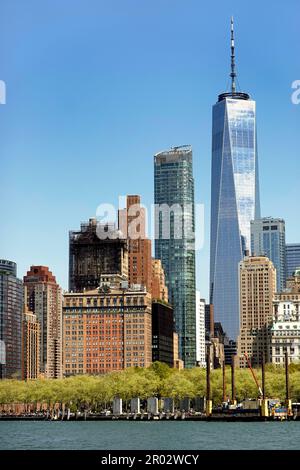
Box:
left=230, top=17, right=236, bottom=94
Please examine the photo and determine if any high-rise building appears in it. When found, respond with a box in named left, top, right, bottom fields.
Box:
left=22, top=309, right=40, bottom=380
left=23, top=266, right=63, bottom=379
left=154, top=145, right=196, bottom=368
left=152, top=301, right=174, bottom=367
left=286, top=244, right=300, bottom=280
left=251, top=217, right=286, bottom=292
left=210, top=19, right=260, bottom=341
left=118, top=195, right=152, bottom=292
left=237, top=256, right=276, bottom=367
left=269, top=268, right=300, bottom=364
left=69, top=218, right=128, bottom=292
left=196, top=292, right=206, bottom=367
left=151, top=258, right=168, bottom=303
left=63, top=274, right=152, bottom=375
left=0, top=260, right=23, bottom=379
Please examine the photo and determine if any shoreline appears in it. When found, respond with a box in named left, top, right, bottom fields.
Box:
left=1, top=414, right=298, bottom=422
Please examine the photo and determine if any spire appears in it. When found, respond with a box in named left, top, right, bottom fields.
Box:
left=230, top=16, right=236, bottom=94
left=218, top=17, right=250, bottom=102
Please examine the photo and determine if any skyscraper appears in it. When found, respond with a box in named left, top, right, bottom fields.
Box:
left=118, top=195, right=152, bottom=291
left=0, top=260, right=23, bottom=379
left=24, top=266, right=63, bottom=379
left=286, top=243, right=300, bottom=279
left=154, top=145, right=196, bottom=367
left=210, top=19, right=261, bottom=341
left=237, top=256, right=276, bottom=367
left=22, top=308, right=40, bottom=380
left=151, top=258, right=168, bottom=303
left=251, top=217, right=287, bottom=292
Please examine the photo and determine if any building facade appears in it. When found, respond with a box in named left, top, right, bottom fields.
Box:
left=173, top=332, right=184, bottom=369
left=118, top=195, right=152, bottom=292
left=286, top=244, right=300, bottom=280
left=251, top=217, right=286, bottom=292
left=152, top=301, right=174, bottom=367
left=237, top=256, right=276, bottom=367
left=205, top=303, right=214, bottom=341
left=22, top=310, right=40, bottom=380
left=269, top=268, right=300, bottom=364
left=63, top=275, right=152, bottom=375
left=196, top=292, right=206, bottom=367
left=69, top=218, right=128, bottom=292
left=154, top=145, right=196, bottom=368
left=0, top=260, right=23, bottom=379
left=151, top=258, right=168, bottom=303
left=210, top=20, right=260, bottom=341
left=24, top=266, right=63, bottom=379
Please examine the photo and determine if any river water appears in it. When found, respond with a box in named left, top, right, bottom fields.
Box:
left=0, top=421, right=299, bottom=450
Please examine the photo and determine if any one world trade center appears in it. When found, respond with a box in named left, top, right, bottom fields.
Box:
left=210, top=18, right=260, bottom=340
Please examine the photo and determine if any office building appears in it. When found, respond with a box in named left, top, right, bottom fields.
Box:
left=154, top=145, right=196, bottom=367
left=22, top=309, right=40, bottom=380
left=0, top=260, right=23, bottom=379
left=210, top=19, right=260, bottom=341
left=224, top=338, right=237, bottom=365
left=251, top=217, right=286, bottom=292
left=24, top=266, right=63, bottom=379
left=63, top=274, right=152, bottom=375
left=151, top=258, right=168, bottom=303
left=69, top=218, right=128, bottom=292
left=205, top=303, right=214, bottom=340
left=152, top=300, right=174, bottom=367
left=237, top=256, right=276, bottom=367
left=118, top=195, right=152, bottom=292
left=286, top=244, right=300, bottom=280
left=196, top=292, right=206, bottom=367
left=173, top=332, right=184, bottom=369
left=269, top=268, right=300, bottom=364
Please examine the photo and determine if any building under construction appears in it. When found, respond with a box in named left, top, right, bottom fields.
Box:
left=69, top=218, right=128, bottom=292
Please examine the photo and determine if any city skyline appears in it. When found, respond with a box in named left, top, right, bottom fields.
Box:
left=0, top=1, right=299, bottom=302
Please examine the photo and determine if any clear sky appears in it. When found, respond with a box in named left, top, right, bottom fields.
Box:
left=0, top=0, right=299, bottom=299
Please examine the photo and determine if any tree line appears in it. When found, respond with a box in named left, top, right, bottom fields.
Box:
left=0, top=362, right=300, bottom=413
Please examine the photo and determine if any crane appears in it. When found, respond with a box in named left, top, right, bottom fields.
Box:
left=244, top=353, right=263, bottom=397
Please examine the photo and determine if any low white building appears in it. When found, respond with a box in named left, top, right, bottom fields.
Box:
left=269, top=269, right=300, bottom=364
left=196, top=291, right=206, bottom=367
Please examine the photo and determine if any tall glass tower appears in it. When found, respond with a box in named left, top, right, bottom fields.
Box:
left=251, top=217, right=287, bottom=292
left=210, top=19, right=261, bottom=341
left=0, top=260, right=23, bottom=379
left=154, top=145, right=196, bottom=367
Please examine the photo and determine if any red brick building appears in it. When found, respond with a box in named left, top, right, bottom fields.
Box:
left=63, top=275, right=152, bottom=375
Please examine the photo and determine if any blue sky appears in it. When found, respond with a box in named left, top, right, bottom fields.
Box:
left=0, top=0, right=299, bottom=298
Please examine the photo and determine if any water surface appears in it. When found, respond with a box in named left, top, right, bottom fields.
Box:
left=0, top=421, right=299, bottom=450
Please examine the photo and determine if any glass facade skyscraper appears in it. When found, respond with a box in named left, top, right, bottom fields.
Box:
left=251, top=218, right=286, bottom=292
left=286, top=243, right=300, bottom=279
left=154, top=145, right=196, bottom=367
left=0, top=260, right=23, bottom=379
left=210, top=19, right=261, bottom=341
